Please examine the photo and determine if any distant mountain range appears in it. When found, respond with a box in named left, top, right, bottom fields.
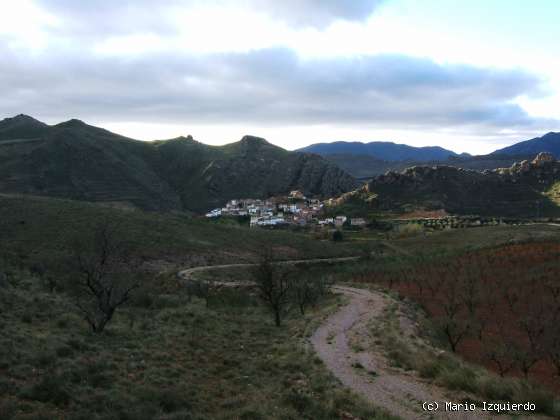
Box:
left=298, top=133, right=560, bottom=178
left=491, top=132, right=560, bottom=157
left=298, top=141, right=464, bottom=161
left=0, top=115, right=357, bottom=212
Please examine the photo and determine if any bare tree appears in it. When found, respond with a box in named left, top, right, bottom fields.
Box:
left=543, top=321, right=560, bottom=377
left=253, top=250, right=292, bottom=327
left=185, top=278, right=214, bottom=307
left=30, top=262, right=58, bottom=293
left=437, top=277, right=471, bottom=352
left=484, top=339, right=517, bottom=377
left=292, top=273, right=332, bottom=315
left=72, top=218, right=138, bottom=333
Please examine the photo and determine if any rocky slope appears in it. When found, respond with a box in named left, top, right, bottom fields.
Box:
left=0, top=115, right=358, bottom=212
left=338, top=153, right=560, bottom=217
left=153, top=135, right=358, bottom=212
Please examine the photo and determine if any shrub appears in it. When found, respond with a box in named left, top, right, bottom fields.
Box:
left=479, top=376, right=515, bottom=401
left=136, top=385, right=192, bottom=414
left=396, top=223, right=423, bottom=238
left=331, top=230, right=343, bottom=242
left=35, top=350, right=56, bottom=368
left=418, top=360, right=441, bottom=379
left=19, top=374, right=71, bottom=406
left=56, top=345, right=74, bottom=358
left=516, top=383, right=558, bottom=416
left=437, top=367, right=477, bottom=393
left=0, top=400, right=17, bottom=420
left=21, top=310, right=33, bottom=324
left=131, top=288, right=154, bottom=308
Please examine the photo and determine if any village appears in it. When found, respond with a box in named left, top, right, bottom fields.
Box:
left=205, top=190, right=367, bottom=228
left=205, top=191, right=557, bottom=231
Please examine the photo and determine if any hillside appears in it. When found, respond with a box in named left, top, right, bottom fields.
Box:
left=0, top=114, right=51, bottom=141
left=492, top=132, right=560, bottom=157
left=334, top=153, right=560, bottom=217
left=0, top=194, right=357, bottom=266
left=0, top=115, right=357, bottom=212
left=0, top=194, right=381, bottom=419
left=298, top=140, right=461, bottom=161
left=154, top=135, right=358, bottom=212
left=0, top=117, right=181, bottom=211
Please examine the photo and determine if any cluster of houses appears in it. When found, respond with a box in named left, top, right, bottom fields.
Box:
left=205, top=190, right=367, bottom=228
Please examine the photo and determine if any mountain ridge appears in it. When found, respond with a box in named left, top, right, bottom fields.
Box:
left=298, top=140, right=462, bottom=161
left=0, top=115, right=357, bottom=212
left=299, top=133, right=560, bottom=178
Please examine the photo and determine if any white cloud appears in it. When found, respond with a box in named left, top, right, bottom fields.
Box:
left=0, top=0, right=558, bottom=153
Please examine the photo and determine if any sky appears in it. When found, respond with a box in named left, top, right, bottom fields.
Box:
left=1, top=0, right=559, bottom=154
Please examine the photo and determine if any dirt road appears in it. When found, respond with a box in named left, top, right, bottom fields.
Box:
left=177, top=256, right=359, bottom=283
left=311, top=286, right=498, bottom=420
left=177, top=257, right=547, bottom=419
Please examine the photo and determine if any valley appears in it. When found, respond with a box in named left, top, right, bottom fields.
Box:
left=2, top=192, right=560, bottom=419
left=2, top=115, right=560, bottom=419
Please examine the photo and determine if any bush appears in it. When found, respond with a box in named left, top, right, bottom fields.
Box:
left=331, top=230, right=343, bottom=242
left=418, top=360, right=441, bottom=379
left=0, top=271, right=10, bottom=289
left=20, top=374, right=71, bottom=406
left=437, top=367, right=477, bottom=393
left=131, top=288, right=154, bottom=308
left=21, top=310, right=33, bottom=324
left=479, top=376, right=515, bottom=401
left=136, top=385, right=192, bottom=414
left=35, top=350, right=56, bottom=368
left=516, top=383, right=558, bottom=416
left=396, top=223, right=424, bottom=238
left=0, top=400, right=17, bottom=420
left=56, top=345, right=74, bottom=358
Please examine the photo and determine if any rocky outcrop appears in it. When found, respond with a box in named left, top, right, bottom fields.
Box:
left=493, top=152, right=560, bottom=188
left=349, top=154, right=560, bottom=217
left=156, top=135, right=359, bottom=211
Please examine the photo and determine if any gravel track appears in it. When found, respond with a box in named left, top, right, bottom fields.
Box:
left=311, top=286, right=499, bottom=420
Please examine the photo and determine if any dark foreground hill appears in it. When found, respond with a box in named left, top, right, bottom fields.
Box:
left=335, top=153, right=560, bottom=217
left=0, top=115, right=357, bottom=212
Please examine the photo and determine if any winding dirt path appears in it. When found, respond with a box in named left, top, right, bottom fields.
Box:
left=177, top=256, right=359, bottom=284
left=177, top=257, right=547, bottom=419
left=311, top=286, right=511, bottom=420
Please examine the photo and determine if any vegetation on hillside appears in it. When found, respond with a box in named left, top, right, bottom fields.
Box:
left=0, top=266, right=392, bottom=419
left=0, top=194, right=357, bottom=268
left=0, top=115, right=357, bottom=212
left=0, top=194, right=393, bottom=419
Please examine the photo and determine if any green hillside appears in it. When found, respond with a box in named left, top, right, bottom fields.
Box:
left=0, top=194, right=355, bottom=268
left=0, top=115, right=357, bottom=213
left=0, top=195, right=384, bottom=420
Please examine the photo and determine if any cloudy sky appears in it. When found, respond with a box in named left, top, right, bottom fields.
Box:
left=1, top=0, right=559, bottom=154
